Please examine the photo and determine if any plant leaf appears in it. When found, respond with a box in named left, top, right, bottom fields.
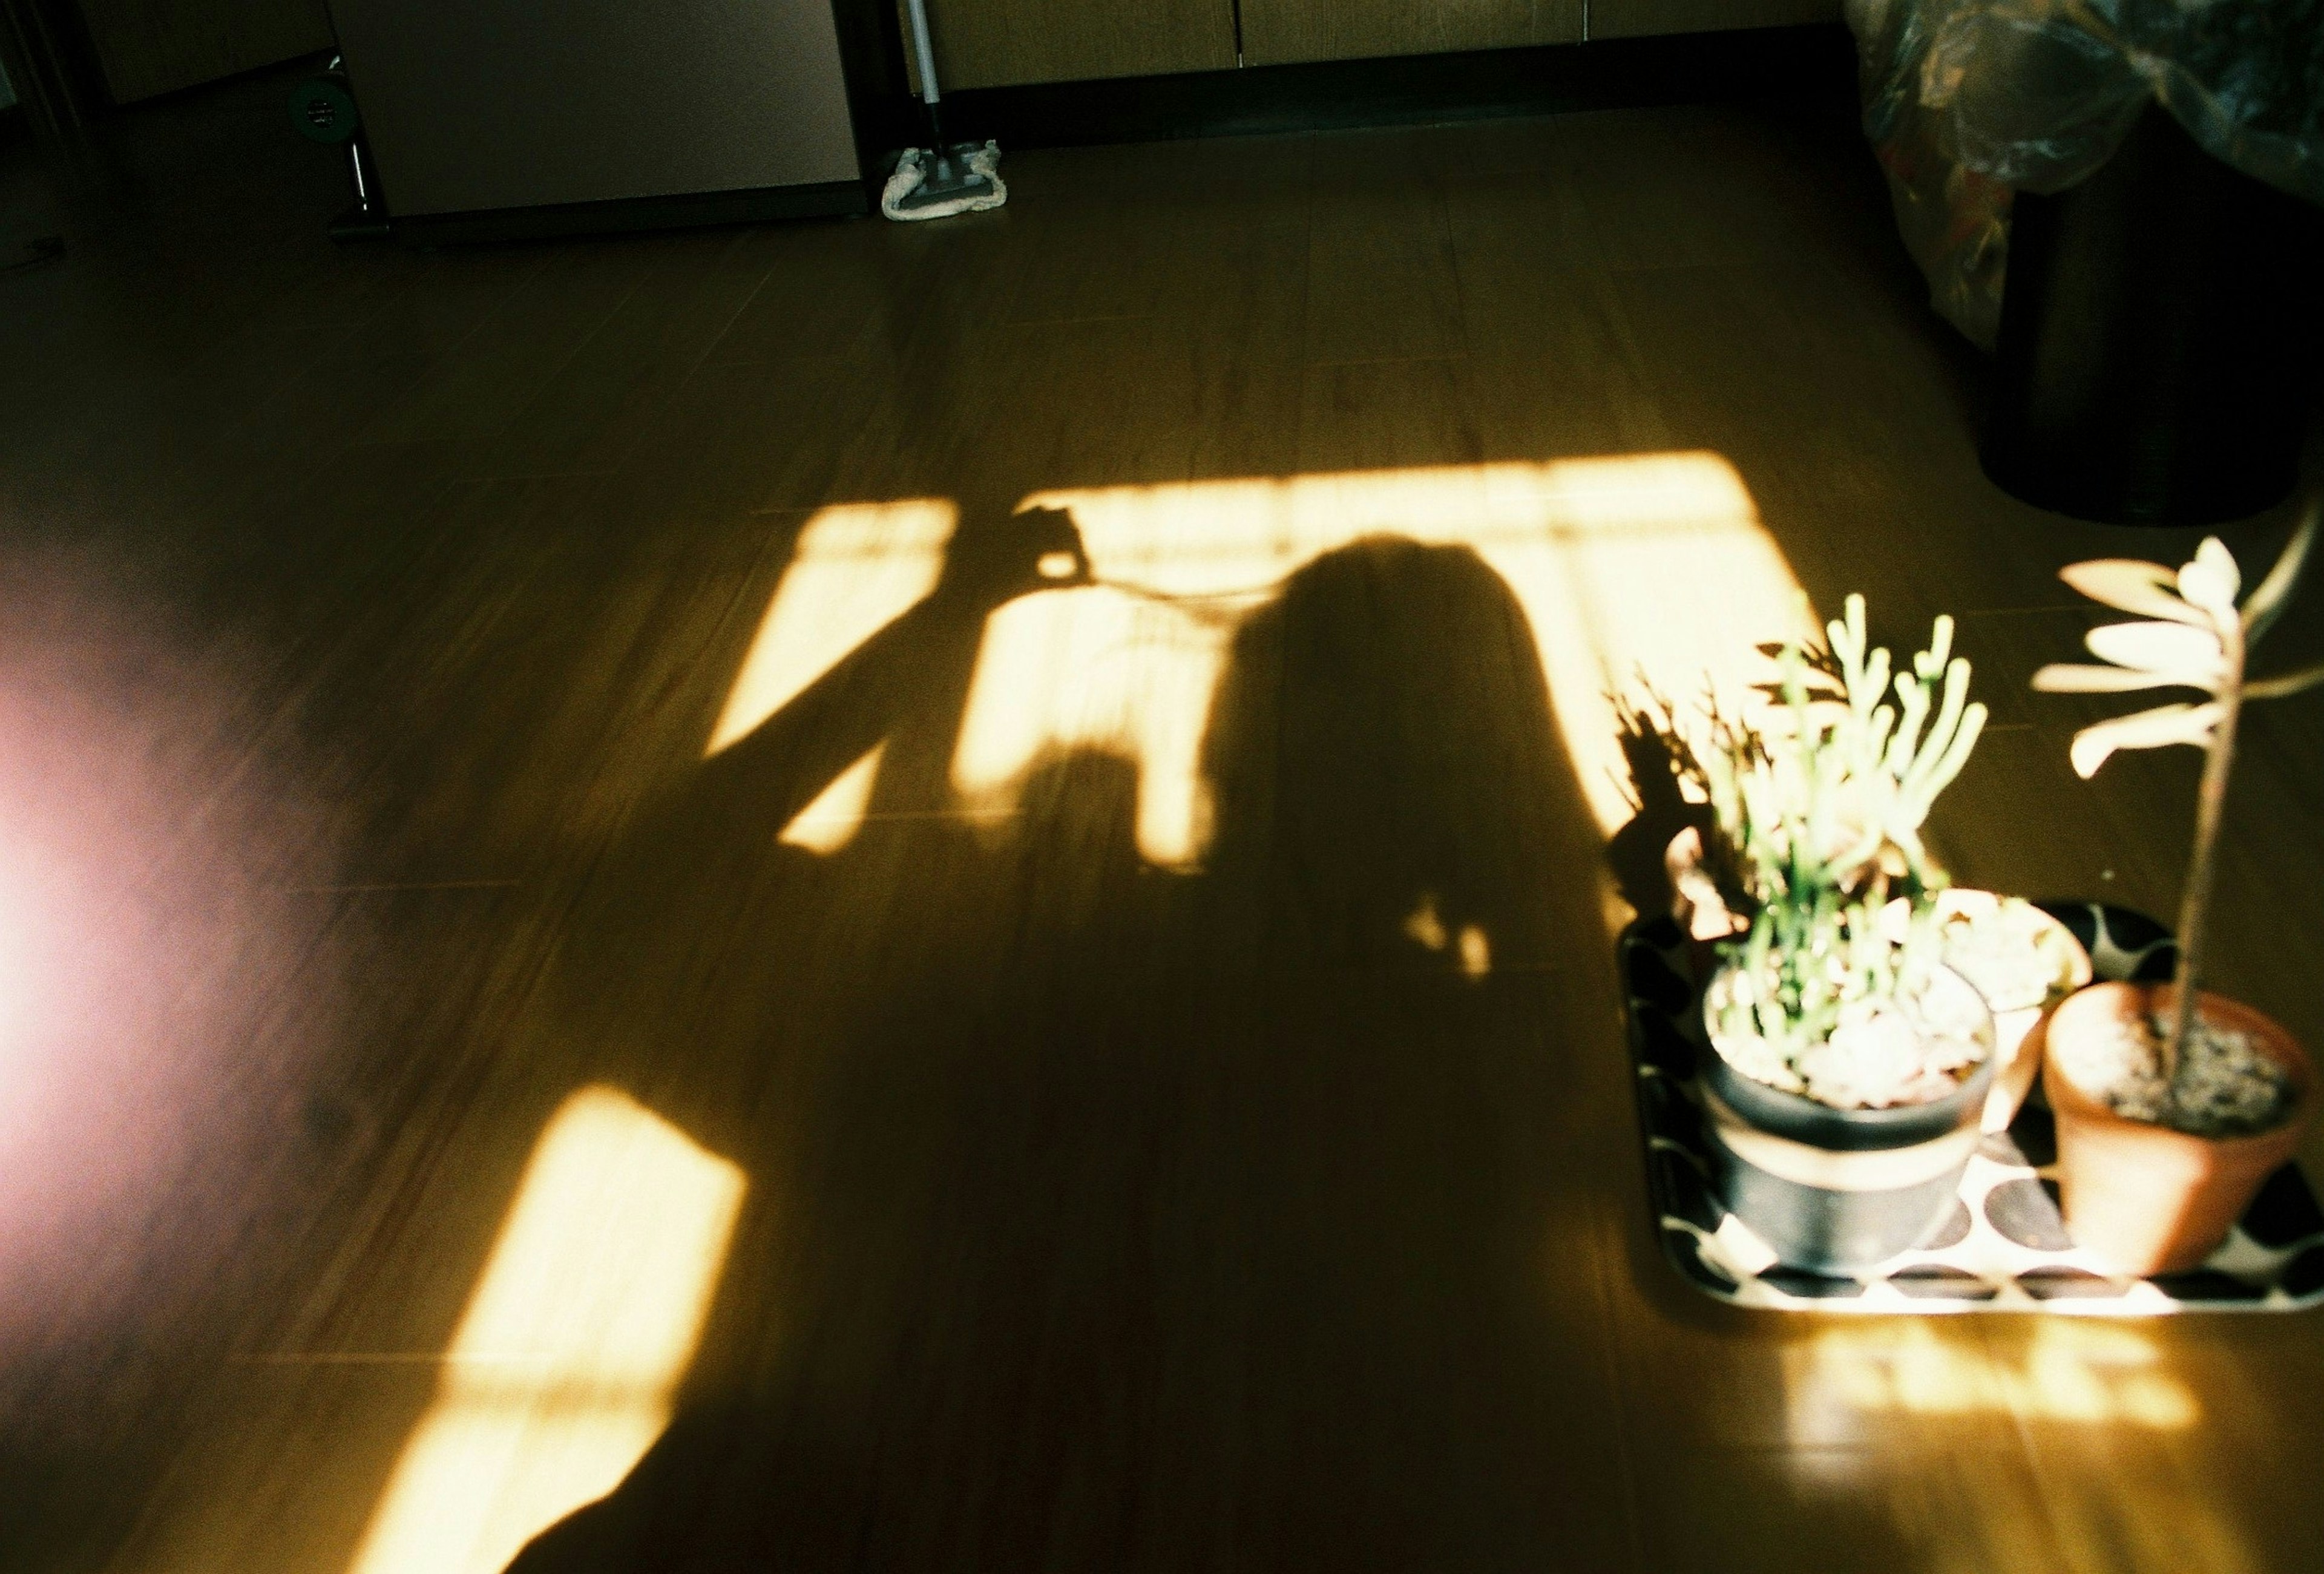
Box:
left=2067, top=701, right=2222, bottom=778
left=2245, top=661, right=2324, bottom=701
left=2242, top=503, right=2319, bottom=644
left=2057, top=559, right=2208, bottom=625
left=2084, top=620, right=2225, bottom=686
left=2032, top=663, right=2191, bottom=694
left=2178, top=537, right=2241, bottom=616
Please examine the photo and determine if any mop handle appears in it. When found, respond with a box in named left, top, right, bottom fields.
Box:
left=904, top=0, right=942, bottom=105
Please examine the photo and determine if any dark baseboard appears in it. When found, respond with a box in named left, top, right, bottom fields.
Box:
left=350, top=22, right=1852, bottom=244
left=933, top=24, right=1856, bottom=152
left=381, top=179, right=871, bottom=246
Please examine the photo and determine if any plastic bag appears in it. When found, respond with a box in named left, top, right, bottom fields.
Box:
left=1848, top=0, right=2324, bottom=347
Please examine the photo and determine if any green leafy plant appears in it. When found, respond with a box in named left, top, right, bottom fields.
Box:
left=2034, top=506, right=2323, bottom=1086
left=1693, top=595, right=1991, bottom=1103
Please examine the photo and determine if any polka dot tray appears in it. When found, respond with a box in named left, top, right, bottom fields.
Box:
left=1623, top=903, right=2324, bottom=1313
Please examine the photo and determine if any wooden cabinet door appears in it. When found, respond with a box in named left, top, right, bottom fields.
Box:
left=1586, top=0, right=1840, bottom=39
left=72, top=0, right=333, bottom=104
left=921, top=0, right=1237, bottom=91
left=1240, top=0, right=1583, bottom=68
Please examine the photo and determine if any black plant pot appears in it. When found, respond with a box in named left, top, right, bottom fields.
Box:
left=1700, top=971, right=1997, bottom=1274
left=1982, top=107, right=2324, bottom=526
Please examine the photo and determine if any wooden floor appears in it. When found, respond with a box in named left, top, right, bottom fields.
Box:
left=4, top=70, right=2323, bottom=1574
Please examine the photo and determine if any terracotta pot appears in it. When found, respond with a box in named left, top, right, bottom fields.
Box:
left=2038, top=982, right=2316, bottom=1277
left=1701, top=965, right=1996, bottom=1273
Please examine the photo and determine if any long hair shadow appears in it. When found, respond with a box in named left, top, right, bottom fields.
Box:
left=1197, top=533, right=1597, bottom=973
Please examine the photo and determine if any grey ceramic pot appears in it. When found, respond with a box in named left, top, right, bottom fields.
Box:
left=1699, top=968, right=1997, bottom=1274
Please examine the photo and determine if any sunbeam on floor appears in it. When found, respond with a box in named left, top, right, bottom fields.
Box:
left=714, top=454, right=1816, bottom=868
left=345, top=1087, right=744, bottom=1574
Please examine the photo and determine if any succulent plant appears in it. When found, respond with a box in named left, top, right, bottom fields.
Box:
left=1692, top=595, right=1991, bottom=1098
left=2035, top=504, right=2323, bottom=1084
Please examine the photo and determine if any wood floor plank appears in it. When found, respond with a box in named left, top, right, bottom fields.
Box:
left=702, top=217, right=904, bottom=364
left=1304, top=132, right=1466, bottom=367
left=1446, top=171, right=1670, bottom=460
left=1633, top=1436, right=2070, bottom=1574
left=619, top=353, right=894, bottom=515
left=1297, top=356, right=1484, bottom=474
left=352, top=246, right=654, bottom=449
left=471, top=229, right=784, bottom=479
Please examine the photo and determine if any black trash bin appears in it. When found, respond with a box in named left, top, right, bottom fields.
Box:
left=1983, top=107, right=2324, bottom=527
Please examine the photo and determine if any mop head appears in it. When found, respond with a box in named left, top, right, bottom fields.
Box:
left=882, top=141, right=1006, bottom=222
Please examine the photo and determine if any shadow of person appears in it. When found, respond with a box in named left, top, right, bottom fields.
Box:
left=506, top=531, right=1635, bottom=1573
left=1164, top=536, right=1638, bottom=1569
left=1195, top=533, right=1599, bottom=975
left=540, top=502, right=1097, bottom=1155
left=501, top=499, right=1172, bottom=1574
left=509, top=741, right=1162, bottom=1574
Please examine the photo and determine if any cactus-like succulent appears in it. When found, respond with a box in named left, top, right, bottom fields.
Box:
left=2035, top=505, right=2323, bottom=1085
left=1692, top=595, right=1991, bottom=1103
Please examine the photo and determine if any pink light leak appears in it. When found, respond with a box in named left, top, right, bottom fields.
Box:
left=0, top=548, right=341, bottom=1433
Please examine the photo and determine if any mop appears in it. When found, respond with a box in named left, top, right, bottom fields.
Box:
left=881, top=0, right=1006, bottom=221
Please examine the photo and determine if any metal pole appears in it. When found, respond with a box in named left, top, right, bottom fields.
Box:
left=903, top=0, right=942, bottom=106
left=901, top=0, right=952, bottom=169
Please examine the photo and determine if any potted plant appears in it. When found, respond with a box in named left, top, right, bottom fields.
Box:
left=1676, top=845, right=2090, bottom=1140
left=1932, top=890, right=2092, bottom=1133
left=1686, top=595, right=1998, bottom=1273
left=2028, top=510, right=2323, bottom=1275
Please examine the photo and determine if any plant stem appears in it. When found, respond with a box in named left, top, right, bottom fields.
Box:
left=2168, top=618, right=2245, bottom=1086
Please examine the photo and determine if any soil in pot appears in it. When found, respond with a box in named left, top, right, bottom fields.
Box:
left=2039, top=981, right=2316, bottom=1276
left=1701, top=966, right=1997, bottom=1274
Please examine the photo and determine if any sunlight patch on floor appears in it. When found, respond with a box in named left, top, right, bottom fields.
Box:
left=1785, top=1319, right=2199, bottom=1444
left=952, top=585, right=1234, bottom=866
left=973, top=454, right=1811, bottom=858
left=1402, top=892, right=1493, bottom=979
left=779, top=741, right=886, bottom=853
left=345, top=1086, right=744, bottom=1574
left=704, top=457, right=1808, bottom=867
left=707, top=500, right=956, bottom=757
